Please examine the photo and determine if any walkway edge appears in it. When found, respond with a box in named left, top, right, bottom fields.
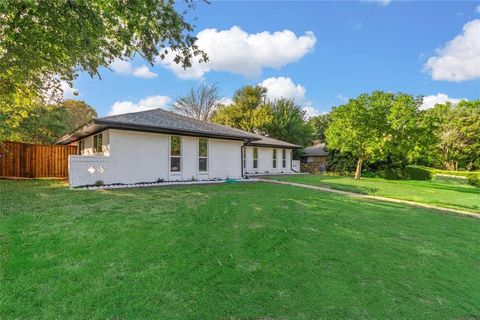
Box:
left=257, top=179, right=480, bottom=219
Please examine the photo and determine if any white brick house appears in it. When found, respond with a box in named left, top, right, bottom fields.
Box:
left=58, top=109, right=299, bottom=187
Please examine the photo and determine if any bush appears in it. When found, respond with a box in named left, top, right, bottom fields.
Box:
left=94, top=180, right=104, bottom=186
left=467, top=173, right=480, bottom=187
left=383, top=168, right=404, bottom=180
left=405, top=166, right=432, bottom=180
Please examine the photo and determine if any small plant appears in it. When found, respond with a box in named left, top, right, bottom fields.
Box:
left=156, top=178, right=164, bottom=183
left=94, top=180, right=104, bottom=186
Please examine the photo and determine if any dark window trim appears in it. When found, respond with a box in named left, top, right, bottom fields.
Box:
left=273, top=149, right=277, bottom=168
left=253, top=147, right=258, bottom=169
left=170, top=135, right=182, bottom=173
left=93, top=133, right=103, bottom=154
left=198, top=138, right=208, bottom=173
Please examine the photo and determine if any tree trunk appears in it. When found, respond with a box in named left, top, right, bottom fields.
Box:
left=355, top=157, right=363, bottom=180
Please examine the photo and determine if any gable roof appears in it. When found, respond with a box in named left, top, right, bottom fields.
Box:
left=303, top=143, right=328, bottom=156
left=57, top=108, right=299, bottom=148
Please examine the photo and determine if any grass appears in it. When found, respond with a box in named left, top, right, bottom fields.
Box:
left=1, top=180, right=480, bottom=319
left=268, top=174, right=480, bottom=213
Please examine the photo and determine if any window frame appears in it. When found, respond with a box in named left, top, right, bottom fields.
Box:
left=272, top=149, right=277, bottom=168
left=282, top=149, right=287, bottom=168
left=198, top=138, right=208, bottom=173
left=170, top=135, right=182, bottom=173
left=78, top=139, right=85, bottom=155
left=93, top=133, right=103, bottom=154
left=253, top=147, right=258, bottom=169
left=242, top=148, right=246, bottom=169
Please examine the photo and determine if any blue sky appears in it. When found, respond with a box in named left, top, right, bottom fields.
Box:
left=68, top=0, right=480, bottom=117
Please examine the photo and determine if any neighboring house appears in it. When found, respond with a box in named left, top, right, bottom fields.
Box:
left=58, top=108, right=300, bottom=187
left=301, top=143, right=328, bottom=173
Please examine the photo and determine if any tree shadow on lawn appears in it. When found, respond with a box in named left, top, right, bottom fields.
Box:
left=319, top=182, right=379, bottom=195
left=412, top=182, right=480, bottom=195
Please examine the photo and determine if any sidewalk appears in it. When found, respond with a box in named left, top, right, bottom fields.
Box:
left=258, top=179, right=480, bottom=219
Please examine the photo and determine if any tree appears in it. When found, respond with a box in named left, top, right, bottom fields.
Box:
left=325, top=91, right=421, bottom=179
left=308, top=113, right=331, bottom=142
left=414, top=100, right=480, bottom=171
left=212, top=86, right=314, bottom=146
left=413, top=103, right=451, bottom=168
left=3, top=100, right=97, bottom=144
left=172, top=84, right=221, bottom=121
left=7, top=104, right=71, bottom=144
left=61, top=100, right=98, bottom=130
left=436, top=100, right=480, bottom=170
left=211, top=85, right=270, bottom=132
left=0, top=0, right=207, bottom=140
left=264, top=99, right=314, bottom=146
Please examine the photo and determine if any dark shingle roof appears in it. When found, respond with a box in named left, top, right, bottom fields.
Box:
left=246, top=133, right=300, bottom=148
left=303, top=143, right=328, bottom=156
left=58, top=108, right=299, bottom=149
left=94, top=108, right=258, bottom=140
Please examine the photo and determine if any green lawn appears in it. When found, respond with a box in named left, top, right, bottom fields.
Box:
left=268, top=174, right=480, bottom=213
left=1, top=180, right=479, bottom=319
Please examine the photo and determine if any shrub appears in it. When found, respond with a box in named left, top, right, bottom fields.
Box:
left=383, top=168, right=404, bottom=180
left=94, top=180, right=104, bottom=186
left=467, top=173, right=480, bottom=187
left=405, top=166, right=432, bottom=180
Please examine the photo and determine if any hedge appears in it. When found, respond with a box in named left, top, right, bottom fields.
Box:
left=405, top=165, right=480, bottom=187
left=405, top=166, right=432, bottom=180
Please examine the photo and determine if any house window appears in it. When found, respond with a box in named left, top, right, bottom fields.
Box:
left=93, top=133, right=103, bottom=153
left=199, top=138, right=208, bottom=172
left=78, top=140, right=85, bottom=155
left=282, top=149, right=287, bottom=168
left=242, top=148, right=246, bottom=169
left=253, top=148, right=258, bottom=169
left=272, top=149, right=277, bottom=168
left=170, top=136, right=181, bottom=172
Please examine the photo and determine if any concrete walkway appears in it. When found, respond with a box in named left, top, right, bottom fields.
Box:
left=258, top=179, right=480, bottom=219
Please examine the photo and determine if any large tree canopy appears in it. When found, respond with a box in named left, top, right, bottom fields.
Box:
left=4, top=100, right=97, bottom=144
left=308, top=113, right=331, bottom=142
left=424, top=100, right=480, bottom=170
left=0, top=0, right=206, bottom=140
left=61, top=100, right=98, bottom=130
left=212, top=85, right=313, bottom=146
left=211, top=86, right=271, bottom=133
left=263, top=99, right=313, bottom=147
left=325, top=91, right=421, bottom=179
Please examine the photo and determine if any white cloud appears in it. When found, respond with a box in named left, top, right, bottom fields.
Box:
left=302, top=106, right=321, bottom=118
left=421, top=93, right=466, bottom=110
left=217, top=97, right=233, bottom=106
left=260, top=77, right=306, bottom=104
left=108, top=95, right=171, bottom=115
left=423, top=19, right=480, bottom=82
left=159, top=26, right=316, bottom=79
left=111, top=59, right=133, bottom=74
left=476, top=4, right=480, bottom=14
left=132, top=65, right=158, bottom=79
left=60, top=81, right=78, bottom=99
left=259, top=76, right=321, bottom=118
left=110, top=59, right=158, bottom=79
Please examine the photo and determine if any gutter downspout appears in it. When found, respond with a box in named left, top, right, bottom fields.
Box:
left=241, top=144, right=245, bottom=178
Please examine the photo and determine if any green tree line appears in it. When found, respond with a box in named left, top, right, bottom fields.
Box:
left=3, top=85, right=478, bottom=179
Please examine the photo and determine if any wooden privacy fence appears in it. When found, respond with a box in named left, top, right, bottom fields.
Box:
left=0, top=141, right=77, bottom=178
